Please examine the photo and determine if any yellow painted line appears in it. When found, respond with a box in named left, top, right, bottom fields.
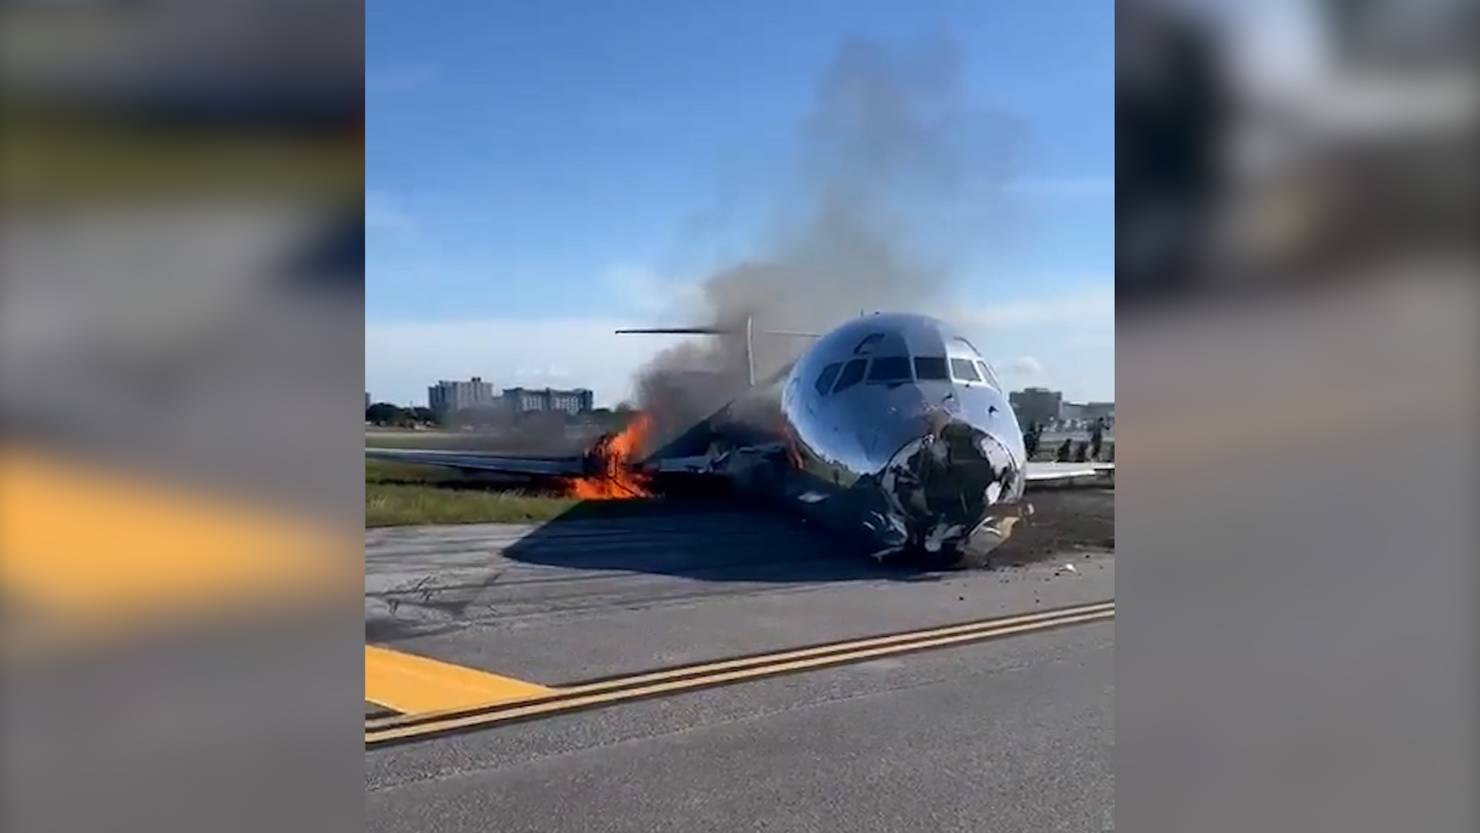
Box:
left=367, top=602, right=1113, bottom=745
left=0, top=445, right=354, bottom=652
left=368, top=600, right=1113, bottom=730
left=365, top=645, right=553, bottom=714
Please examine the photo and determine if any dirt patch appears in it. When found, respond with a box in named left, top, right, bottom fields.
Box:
left=990, top=488, right=1115, bottom=566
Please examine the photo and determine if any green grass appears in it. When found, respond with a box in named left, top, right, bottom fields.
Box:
left=365, top=460, right=577, bottom=527
left=367, top=484, right=579, bottom=527
left=363, top=431, right=464, bottom=449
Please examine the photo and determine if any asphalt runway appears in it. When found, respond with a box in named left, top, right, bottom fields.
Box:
left=366, top=491, right=1114, bottom=832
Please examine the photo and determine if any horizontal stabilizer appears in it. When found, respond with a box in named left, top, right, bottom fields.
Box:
left=615, top=327, right=732, bottom=335
left=615, top=326, right=821, bottom=338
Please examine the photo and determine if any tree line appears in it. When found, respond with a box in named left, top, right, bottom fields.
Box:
left=365, top=402, right=436, bottom=426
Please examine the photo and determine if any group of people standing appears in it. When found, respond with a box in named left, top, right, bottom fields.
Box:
left=1022, top=417, right=1111, bottom=463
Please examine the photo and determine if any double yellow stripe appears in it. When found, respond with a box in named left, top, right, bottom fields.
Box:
left=367, top=600, right=1113, bottom=746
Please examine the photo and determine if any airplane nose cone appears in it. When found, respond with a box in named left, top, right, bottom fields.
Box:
left=878, top=419, right=1025, bottom=553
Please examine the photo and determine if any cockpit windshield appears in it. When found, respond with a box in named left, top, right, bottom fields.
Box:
left=832, top=358, right=868, bottom=393
left=976, top=360, right=1001, bottom=390
left=818, top=345, right=992, bottom=392
left=814, top=362, right=842, bottom=394
left=913, top=356, right=949, bottom=381
left=950, top=358, right=981, bottom=382
left=866, top=356, right=911, bottom=383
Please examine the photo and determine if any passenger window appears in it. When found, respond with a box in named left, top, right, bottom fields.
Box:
left=950, top=358, right=981, bottom=382
left=832, top=358, right=868, bottom=393
left=913, top=356, right=949, bottom=380
left=866, top=356, right=912, bottom=383
left=814, top=362, right=842, bottom=395
left=976, top=361, right=1000, bottom=389
left=853, top=333, right=884, bottom=355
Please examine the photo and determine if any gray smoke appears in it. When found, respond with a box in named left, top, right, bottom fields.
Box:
left=636, top=38, right=1023, bottom=441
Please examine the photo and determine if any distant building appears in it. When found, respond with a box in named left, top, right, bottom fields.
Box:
left=365, top=391, right=371, bottom=409
left=1059, top=400, right=1114, bottom=429
left=1081, top=401, right=1115, bottom=424
left=502, top=387, right=595, bottom=415
left=1009, top=387, right=1063, bottom=428
left=428, top=376, right=495, bottom=420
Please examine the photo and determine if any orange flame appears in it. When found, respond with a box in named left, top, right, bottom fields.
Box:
left=564, top=413, right=654, bottom=500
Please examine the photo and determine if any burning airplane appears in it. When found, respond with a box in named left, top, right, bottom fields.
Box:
left=369, top=313, right=1111, bottom=565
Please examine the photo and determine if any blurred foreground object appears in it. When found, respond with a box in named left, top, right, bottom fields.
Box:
left=1118, top=2, right=1477, bottom=832
left=1117, top=0, right=1477, bottom=299
left=0, top=445, right=355, bottom=657
left=1, top=1, right=364, bottom=832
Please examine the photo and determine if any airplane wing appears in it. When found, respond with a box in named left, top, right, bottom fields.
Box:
left=368, top=450, right=1114, bottom=488
left=1024, top=462, right=1115, bottom=489
left=366, top=448, right=585, bottom=477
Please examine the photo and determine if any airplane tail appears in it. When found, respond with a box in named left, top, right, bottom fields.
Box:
left=616, top=315, right=819, bottom=387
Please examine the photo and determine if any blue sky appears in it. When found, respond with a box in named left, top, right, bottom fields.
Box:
left=367, top=0, right=1113, bottom=406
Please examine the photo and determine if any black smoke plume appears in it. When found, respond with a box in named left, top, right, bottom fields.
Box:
left=635, top=38, right=1024, bottom=443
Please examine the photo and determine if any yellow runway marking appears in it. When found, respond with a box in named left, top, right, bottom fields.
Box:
left=367, top=601, right=1113, bottom=746
left=365, top=645, right=553, bottom=714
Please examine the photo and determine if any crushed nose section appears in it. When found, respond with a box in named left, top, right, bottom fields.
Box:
left=861, top=510, right=909, bottom=561
left=878, top=421, right=1025, bottom=554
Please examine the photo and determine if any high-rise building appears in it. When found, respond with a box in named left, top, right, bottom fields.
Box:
left=502, top=387, right=595, bottom=415
left=428, top=376, right=495, bottom=419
